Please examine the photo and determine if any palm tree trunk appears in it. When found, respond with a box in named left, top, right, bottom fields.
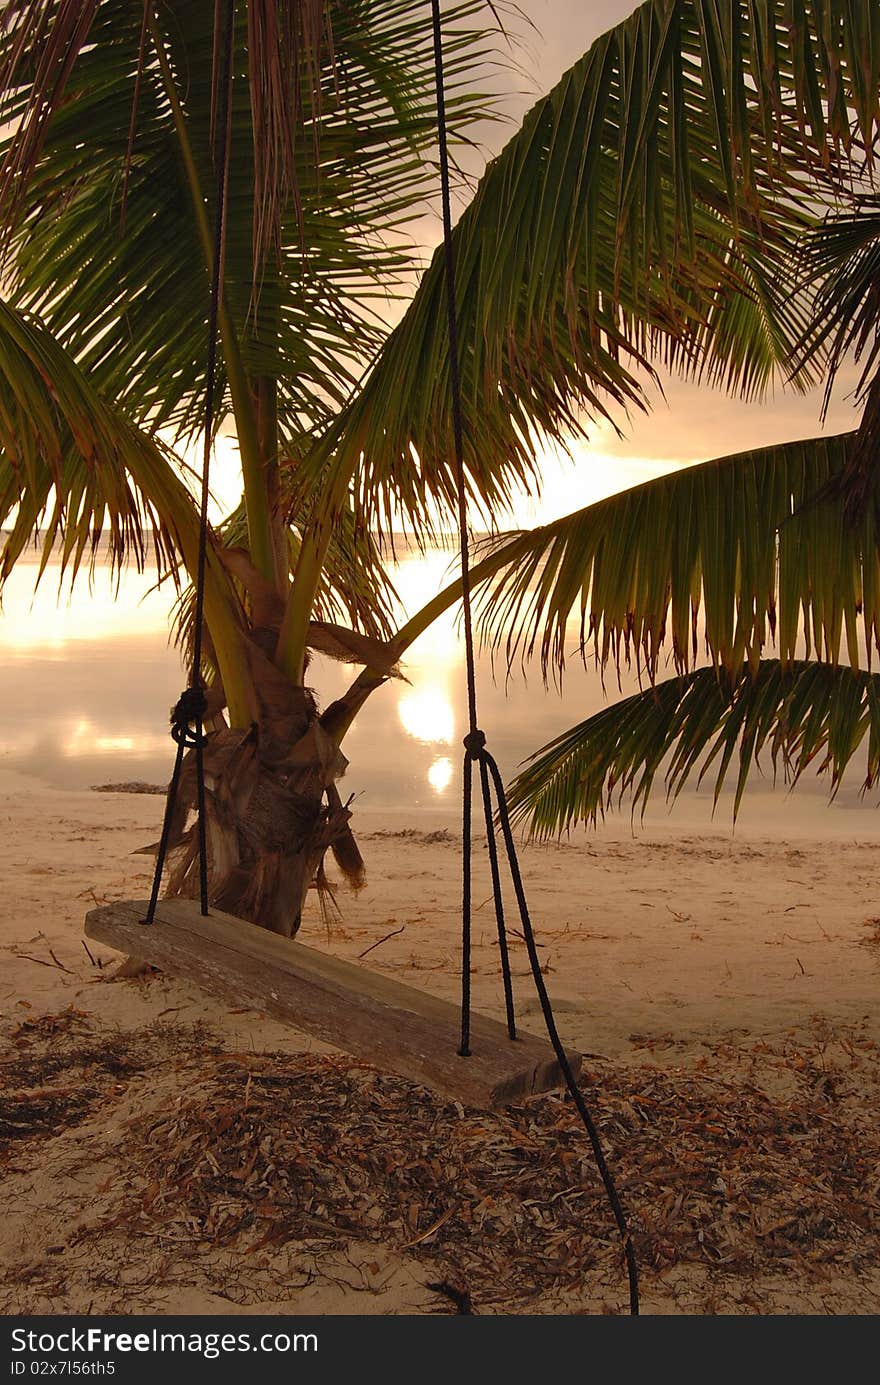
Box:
left=163, top=696, right=361, bottom=937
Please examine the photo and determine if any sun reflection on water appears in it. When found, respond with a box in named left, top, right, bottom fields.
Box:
left=62, top=717, right=164, bottom=759
left=427, top=756, right=454, bottom=794
left=385, top=548, right=465, bottom=793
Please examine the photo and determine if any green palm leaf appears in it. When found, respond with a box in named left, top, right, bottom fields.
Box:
left=800, top=199, right=880, bottom=404
left=320, top=0, right=880, bottom=535
left=507, top=660, right=880, bottom=836
left=0, top=293, right=253, bottom=713
left=469, top=432, right=879, bottom=683
left=0, top=0, right=504, bottom=446
left=794, top=198, right=880, bottom=520
left=0, top=294, right=181, bottom=584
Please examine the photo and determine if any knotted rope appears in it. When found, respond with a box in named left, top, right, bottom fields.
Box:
left=430, top=0, right=639, bottom=1315
left=142, top=0, right=236, bottom=926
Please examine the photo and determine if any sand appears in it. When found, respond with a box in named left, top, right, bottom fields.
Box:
left=1, top=763, right=878, bottom=1316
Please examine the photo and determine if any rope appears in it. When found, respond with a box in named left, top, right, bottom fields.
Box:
left=142, top=0, right=236, bottom=926
left=429, top=3, right=486, bottom=1055
left=477, top=752, right=516, bottom=1039
left=429, top=0, right=639, bottom=1316
left=483, top=750, right=640, bottom=1314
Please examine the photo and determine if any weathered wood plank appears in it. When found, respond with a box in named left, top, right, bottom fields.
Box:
left=85, top=900, right=580, bottom=1110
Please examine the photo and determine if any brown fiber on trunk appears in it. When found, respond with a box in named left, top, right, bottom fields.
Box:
left=163, top=718, right=358, bottom=937
left=157, top=628, right=362, bottom=936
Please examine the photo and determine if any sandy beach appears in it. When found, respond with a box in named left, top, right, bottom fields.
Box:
left=0, top=764, right=877, bottom=1316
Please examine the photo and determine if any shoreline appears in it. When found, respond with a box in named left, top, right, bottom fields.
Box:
left=4, top=763, right=879, bottom=1056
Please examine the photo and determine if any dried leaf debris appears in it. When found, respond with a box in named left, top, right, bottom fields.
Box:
left=1, top=1013, right=878, bottom=1312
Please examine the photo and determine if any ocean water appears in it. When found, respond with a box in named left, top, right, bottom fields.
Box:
left=1, top=541, right=878, bottom=838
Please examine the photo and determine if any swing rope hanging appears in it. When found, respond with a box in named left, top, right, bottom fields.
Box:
left=428, top=0, right=639, bottom=1316
left=88, top=0, right=639, bottom=1316
left=141, top=0, right=236, bottom=929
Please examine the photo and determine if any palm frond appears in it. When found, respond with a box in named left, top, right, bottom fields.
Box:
left=168, top=486, right=400, bottom=676
left=0, top=0, right=332, bottom=272
left=794, top=198, right=880, bottom=520
left=799, top=198, right=880, bottom=407
left=316, top=0, right=880, bottom=536
left=0, top=292, right=180, bottom=586
left=0, top=293, right=252, bottom=709
left=0, top=0, right=101, bottom=236
left=0, top=0, right=507, bottom=445
left=507, top=660, right=880, bottom=836
left=244, top=0, right=329, bottom=271
left=469, top=432, right=879, bottom=683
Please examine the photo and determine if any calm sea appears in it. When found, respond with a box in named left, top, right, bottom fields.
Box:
left=2, top=540, right=877, bottom=835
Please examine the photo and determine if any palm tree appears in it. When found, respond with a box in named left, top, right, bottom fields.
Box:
left=1, top=0, right=879, bottom=932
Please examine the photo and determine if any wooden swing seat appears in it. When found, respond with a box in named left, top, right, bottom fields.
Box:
left=85, top=900, right=580, bottom=1111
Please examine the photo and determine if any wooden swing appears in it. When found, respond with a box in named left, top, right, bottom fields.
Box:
left=85, top=899, right=578, bottom=1111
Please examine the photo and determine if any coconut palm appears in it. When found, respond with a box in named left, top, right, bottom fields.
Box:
left=1, top=0, right=879, bottom=932
left=475, top=432, right=880, bottom=832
